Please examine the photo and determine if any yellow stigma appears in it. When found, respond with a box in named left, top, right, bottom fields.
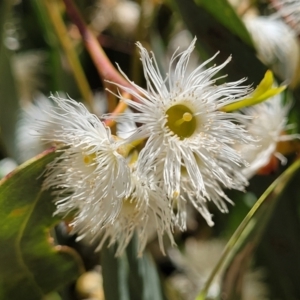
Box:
left=122, top=197, right=137, bottom=216
left=166, top=104, right=196, bottom=139
left=173, top=191, right=180, bottom=198
left=83, top=153, right=96, bottom=165
left=183, top=112, right=193, bottom=121
left=175, top=112, right=193, bottom=126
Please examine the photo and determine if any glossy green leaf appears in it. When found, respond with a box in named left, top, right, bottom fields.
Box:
left=171, top=0, right=266, bottom=85
left=196, top=159, right=300, bottom=300
left=101, top=238, right=164, bottom=300
left=194, top=0, right=254, bottom=47
left=101, top=245, right=130, bottom=300
left=0, top=148, right=84, bottom=300
left=126, top=238, right=164, bottom=300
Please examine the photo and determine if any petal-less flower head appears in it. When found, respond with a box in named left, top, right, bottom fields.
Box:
left=106, top=38, right=254, bottom=226
left=239, top=93, right=299, bottom=178
left=77, top=164, right=174, bottom=256
left=38, top=95, right=131, bottom=228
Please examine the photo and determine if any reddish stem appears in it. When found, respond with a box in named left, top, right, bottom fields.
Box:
left=62, top=0, right=134, bottom=89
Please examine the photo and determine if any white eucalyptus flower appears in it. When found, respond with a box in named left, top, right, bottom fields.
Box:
left=106, top=38, right=253, bottom=227
left=17, top=92, right=107, bottom=163
left=77, top=165, right=174, bottom=256
left=39, top=96, right=131, bottom=227
left=239, top=94, right=299, bottom=178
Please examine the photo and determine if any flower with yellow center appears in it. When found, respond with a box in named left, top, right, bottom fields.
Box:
left=106, top=38, right=254, bottom=226
left=38, top=96, right=131, bottom=230
left=75, top=165, right=175, bottom=256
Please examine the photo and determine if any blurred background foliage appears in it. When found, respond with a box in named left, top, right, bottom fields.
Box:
left=1, top=0, right=300, bottom=299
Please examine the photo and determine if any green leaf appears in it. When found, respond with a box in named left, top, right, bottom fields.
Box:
left=194, top=0, right=254, bottom=47
left=196, top=159, right=300, bottom=300
left=0, top=148, right=84, bottom=300
left=0, top=1, right=14, bottom=44
left=171, top=0, right=266, bottom=85
left=126, top=238, right=164, bottom=300
left=101, top=245, right=130, bottom=300
left=31, top=0, right=80, bottom=96
left=31, top=0, right=66, bottom=92
left=101, top=237, right=164, bottom=300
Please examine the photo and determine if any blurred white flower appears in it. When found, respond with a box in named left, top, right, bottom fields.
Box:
left=0, top=158, right=18, bottom=178
left=113, top=0, right=140, bottom=37
left=107, top=38, right=253, bottom=227
left=12, top=51, right=46, bottom=104
left=244, top=16, right=300, bottom=82
left=90, top=0, right=140, bottom=38
left=168, top=239, right=225, bottom=299
left=168, top=238, right=269, bottom=300
left=39, top=96, right=131, bottom=229
left=243, top=270, right=270, bottom=300
left=239, top=94, right=299, bottom=179
left=16, top=93, right=56, bottom=162
left=272, top=0, right=300, bottom=34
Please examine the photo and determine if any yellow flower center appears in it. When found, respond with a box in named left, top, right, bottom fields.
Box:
left=122, top=197, right=138, bottom=217
left=83, top=153, right=96, bottom=165
left=166, top=104, right=196, bottom=139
